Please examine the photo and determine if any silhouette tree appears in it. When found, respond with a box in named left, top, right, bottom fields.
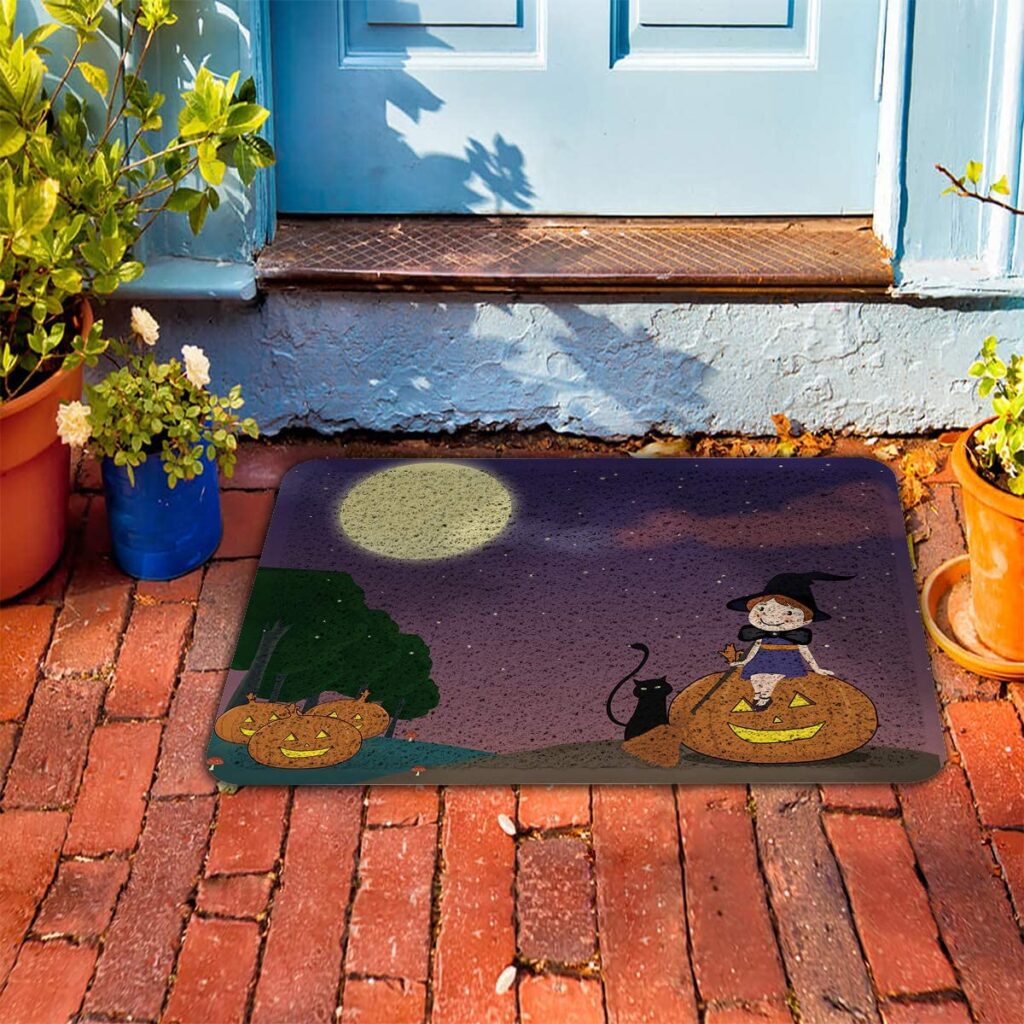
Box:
left=231, top=567, right=439, bottom=728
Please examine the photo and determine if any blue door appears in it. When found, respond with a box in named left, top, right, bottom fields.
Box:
left=271, top=0, right=881, bottom=214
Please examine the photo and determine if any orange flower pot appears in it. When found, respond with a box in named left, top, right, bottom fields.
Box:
left=950, top=421, right=1024, bottom=662
left=0, top=301, right=92, bottom=601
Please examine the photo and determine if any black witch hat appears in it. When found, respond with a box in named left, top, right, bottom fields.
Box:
left=726, top=572, right=855, bottom=622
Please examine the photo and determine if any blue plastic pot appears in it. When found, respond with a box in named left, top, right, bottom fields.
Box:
left=101, top=451, right=222, bottom=580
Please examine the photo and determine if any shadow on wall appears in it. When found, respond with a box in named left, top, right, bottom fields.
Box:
left=277, top=0, right=535, bottom=212
left=100, top=295, right=712, bottom=436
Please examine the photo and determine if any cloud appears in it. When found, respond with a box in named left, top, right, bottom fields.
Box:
left=615, top=481, right=896, bottom=551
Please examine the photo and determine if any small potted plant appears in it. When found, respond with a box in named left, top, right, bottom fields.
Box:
left=0, top=0, right=274, bottom=597
left=57, top=307, right=258, bottom=579
left=949, top=337, right=1024, bottom=661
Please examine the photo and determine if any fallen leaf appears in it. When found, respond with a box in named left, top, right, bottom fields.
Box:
left=875, top=443, right=901, bottom=461
left=632, top=438, right=692, bottom=458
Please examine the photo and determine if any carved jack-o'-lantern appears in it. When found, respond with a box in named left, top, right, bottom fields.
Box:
left=247, top=706, right=362, bottom=769
left=670, top=670, right=878, bottom=764
left=309, top=689, right=390, bottom=738
left=214, top=693, right=288, bottom=745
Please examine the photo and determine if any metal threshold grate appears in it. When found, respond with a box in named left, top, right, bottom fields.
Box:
left=256, top=216, right=893, bottom=294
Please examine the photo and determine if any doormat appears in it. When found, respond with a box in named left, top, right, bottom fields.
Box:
left=206, top=458, right=944, bottom=785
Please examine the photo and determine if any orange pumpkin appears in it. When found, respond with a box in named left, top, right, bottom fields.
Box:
left=670, top=670, right=878, bottom=764
left=247, top=706, right=362, bottom=769
left=309, top=689, right=390, bottom=738
left=214, top=693, right=288, bottom=745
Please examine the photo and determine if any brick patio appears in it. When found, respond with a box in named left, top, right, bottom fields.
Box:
left=0, top=434, right=1021, bottom=1024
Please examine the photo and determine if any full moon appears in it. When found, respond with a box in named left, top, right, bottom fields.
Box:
left=339, top=463, right=513, bottom=561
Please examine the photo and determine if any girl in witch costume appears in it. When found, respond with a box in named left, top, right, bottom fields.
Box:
left=726, top=572, right=854, bottom=711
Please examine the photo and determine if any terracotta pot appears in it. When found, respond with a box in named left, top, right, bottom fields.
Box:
left=950, top=420, right=1024, bottom=661
left=0, top=300, right=92, bottom=600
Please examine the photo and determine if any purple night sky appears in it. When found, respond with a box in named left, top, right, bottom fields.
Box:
left=252, top=456, right=941, bottom=756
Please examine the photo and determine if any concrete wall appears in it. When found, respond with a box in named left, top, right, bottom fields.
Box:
left=110, top=292, right=1023, bottom=438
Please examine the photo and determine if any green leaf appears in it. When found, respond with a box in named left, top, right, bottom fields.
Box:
left=0, top=113, right=26, bottom=157
left=967, top=361, right=986, bottom=377
left=965, top=160, right=983, bottom=185
left=77, top=61, right=108, bottom=99
left=164, top=187, right=204, bottom=213
left=18, top=177, right=59, bottom=236
left=224, top=102, right=269, bottom=135
left=990, top=174, right=1011, bottom=196
left=188, top=194, right=209, bottom=235
left=25, top=22, right=61, bottom=48
left=117, top=261, right=144, bottom=283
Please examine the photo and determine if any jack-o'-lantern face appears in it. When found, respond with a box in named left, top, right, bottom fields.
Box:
left=214, top=693, right=287, bottom=745
left=309, top=689, right=390, bottom=738
left=670, top=671, right=877, bottom=764
left=247, top=707, right=362, bottom=769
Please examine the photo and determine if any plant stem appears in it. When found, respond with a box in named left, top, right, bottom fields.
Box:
left=37, top=40, right=84, bottom=129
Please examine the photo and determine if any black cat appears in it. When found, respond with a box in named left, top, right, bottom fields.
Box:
left=606, top=643, right=673, bottom=740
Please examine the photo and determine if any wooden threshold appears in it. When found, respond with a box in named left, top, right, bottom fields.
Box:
left=256, top=216, right=893, bottom=295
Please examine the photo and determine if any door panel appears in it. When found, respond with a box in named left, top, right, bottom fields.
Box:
left=271, top=0, right=881, bottom=214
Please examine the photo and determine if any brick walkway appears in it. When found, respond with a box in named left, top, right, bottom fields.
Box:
left=0, top=434, right=1021, bottom=1024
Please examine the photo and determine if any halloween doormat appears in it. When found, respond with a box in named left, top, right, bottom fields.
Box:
left=206, top=458, right=944, bottom=785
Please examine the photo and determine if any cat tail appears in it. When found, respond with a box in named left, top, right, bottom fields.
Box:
left=606, top=642, right=650, bottom=727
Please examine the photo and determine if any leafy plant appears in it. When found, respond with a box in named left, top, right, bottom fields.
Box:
left=58, top=307, right=258, bottom=486
left=968, top=337, right=1024, bottom=495
left=0, top=0, right=274, bottom=401
left=936, top=161, right=1023, bottom=496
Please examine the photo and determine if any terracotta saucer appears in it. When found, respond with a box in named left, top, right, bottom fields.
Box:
left=921, top=556, right=1024, bottom=681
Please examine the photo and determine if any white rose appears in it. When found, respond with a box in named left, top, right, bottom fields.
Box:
left=130, top=306, right=160, bottom=346
left=55, top=400, right=92, bottom=447
left=181, top=344, right=211, bottom=388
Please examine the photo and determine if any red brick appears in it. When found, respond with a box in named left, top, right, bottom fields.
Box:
left=365, top=785, right=438, bottom=826
left=1009, top=683, right=1024, bottom=723
left=251, top=789, right=363, bottom=1024
left=45, top=571, right=131, bottom=676
left=206, top=786, right=289, bottom=875
left=187, top=559, right=257, bottom=671
left=164, top=917, right=260, bottom=1024
left=517, top=837, right=595, bottom=964
left=0, top=810, right=66, bottom=985
left=928, top=641, right=1001, bottom=703
left=704, top=1000, right=793, bottom=1024
left=991, top=830, right=1024, bottom=921
left=432, top=787, right=518, bottom=1024
left=216, top=490, right=276, bottom=558
left=753, top=786, right=877, bottom=1024
left=64, top=721, right=162, bottom=855
left=518, top=785, right=590, bottom=829
left=345, top=823, right=437, bottom=981
left=3, top=676, right=104, bottom=808
left=153, top=671, right=223, bottom=797
left=910, top=485, right=965, bottom=582
left=106, top=603, right=193, bottom=717
left=946, top=701, right=1024, bottom=828
left=339, top=978, right=426, bottom=1024
left=136, top=567, right=204, bottom=603
left=85, top=796, right=214, bottom=1020
left=35, top=858, right=129, bottom=937
left=900, top=765, right=1024, bottom=1022
left=593, top=787, right=698, bottom=1024
left=677, top=787, right=787, bottom=1006
left=0, top=940, right=96, bottom=1024
left=196, top=873, right=273, bottom=919
left=226, top=441, right=339, bottom=490
left=519, top=974, right=604, bottom=1024
left=819, top=783, right=897, bottom=813
left=825, top=814, right=955, bottom=996
left=0, top=604, right=55, bottom=720
left=880, top=1000, right=973, bottom=1024
left=0, top=722, right=17, bottom=792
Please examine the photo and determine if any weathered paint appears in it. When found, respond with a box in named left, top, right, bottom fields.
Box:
left=106, top=292, right=1024, bottom=436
